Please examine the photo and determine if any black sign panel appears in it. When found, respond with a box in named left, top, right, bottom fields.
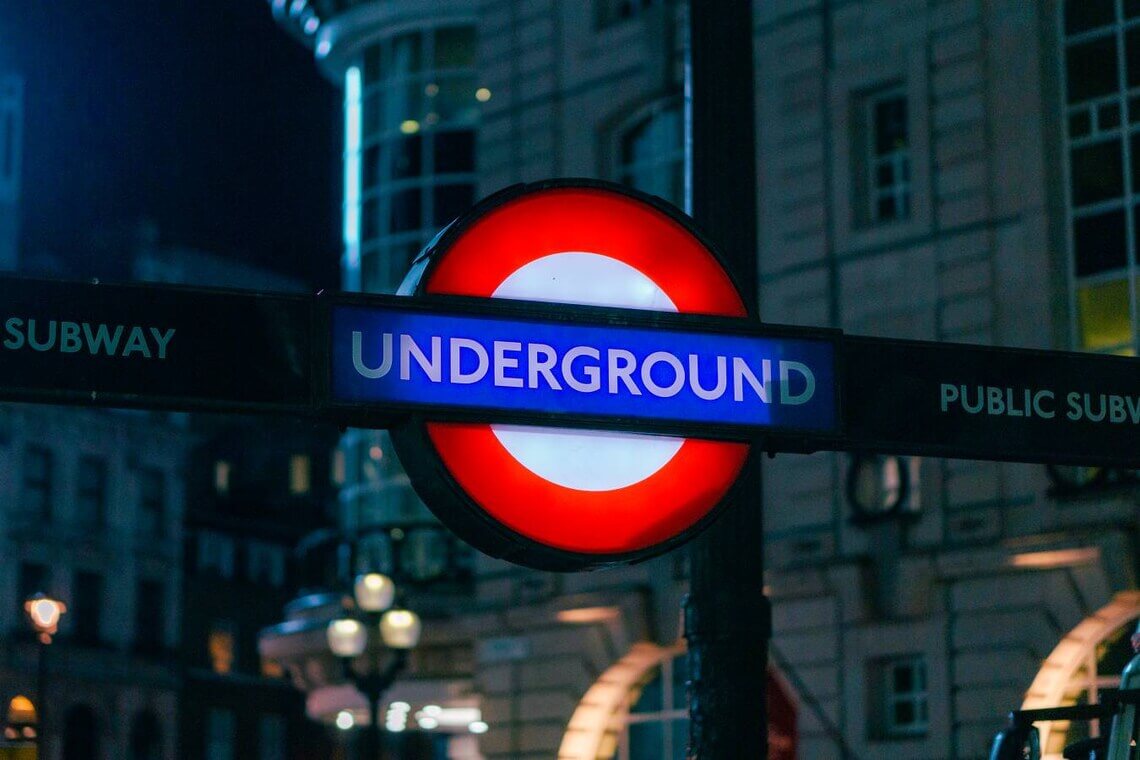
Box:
left=844, top=335, right=1140, bottom=468
left=0, top=276, right=312, bottom=413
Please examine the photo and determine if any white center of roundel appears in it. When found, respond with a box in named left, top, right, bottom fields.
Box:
left=490, top=252, right=685, bottom=492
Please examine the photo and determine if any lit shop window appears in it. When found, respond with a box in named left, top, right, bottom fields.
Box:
left=208, top=622, right=236, bottom=675
left=289, top=454, right=311, bottom=495
left=1062, top=0, right=1140, bottom=354
left=214, top=460, right=231, bottom=494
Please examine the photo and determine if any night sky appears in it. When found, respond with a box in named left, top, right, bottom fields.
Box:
left=0, top=0, right=340, bottom=289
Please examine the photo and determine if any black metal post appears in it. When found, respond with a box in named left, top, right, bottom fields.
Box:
left=36, top=639, right=49, bottom=759
left=684, top=0, right=769, bottom=758
left=345, top=649, right=408, bottom=760
left=366, top=688, right=381, bottom=760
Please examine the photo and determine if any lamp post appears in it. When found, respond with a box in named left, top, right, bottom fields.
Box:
left=24, top=592, right=66, bottom=759
left=326, top=573, right=422, bottom=760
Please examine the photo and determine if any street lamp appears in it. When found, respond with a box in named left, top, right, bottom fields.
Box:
left=326, top=573, right=422, bottom=760
left=24, top=593, right=65, bottom=758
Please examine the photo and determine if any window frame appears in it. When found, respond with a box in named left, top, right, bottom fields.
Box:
left=23, top=446, right=53, bottom=522
left=615, top=96, right=686, bottom=209
left=133, top=579, right=165, bottom=655
left=617, top=650, right=689, bottom=760
left=197, top=531, right=236, bottom=578
left=865, top=88, right=912, bottom=224
left=827, top=51, right=932, bottom=256
left=76, top=455, right=108, bottom=530
left=72, top=570, right=103, bottom=647
left=137, top=467, right=165, bottom=538
left=349, top=25, right=480, bottom=296
left=1060, top=0, right=1140, bottom=355
left=875, top=655, right=930, bottom=739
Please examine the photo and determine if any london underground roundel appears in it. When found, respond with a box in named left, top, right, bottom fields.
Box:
left=390, top=180, right=752, bottom=571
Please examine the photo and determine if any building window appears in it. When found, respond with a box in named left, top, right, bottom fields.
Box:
left=138, top=468, right=165, bottom=537
left=261, top=659, right=284, bottom=679
left=289, top=454, right=311, bottom=495
left=618, top=99, right=685, bottom=208
left=214, top=460, right=231, bottom=494
left=72, top=571, right=102, bottom=646
left=0, top=77, right=20, bottom=201
left=258, top=715, right=287, bottom=760
left=860, top=89, right=910, bottom=224
left=23, top=447, right=52, bottom=521
left=76, top=456, right=108, bottom=530
left=1062, top=0, right=1140, bottom=355
left=197, top=531, right=235, bottom=578
left=872, top=656, right=928, bottom=738
left=16, top=561, right=47, bottom=616
left=129, top=711, right=162, bottom=760
left=598, top=0, right=669, bottom=27
left=247, top=542, right=285, bottom=587
left=206, top=709, right=236, bottom=760
left=619, top=652, right=689, bottom=759
left=350, top=26, right=480, bottom=295
left=134, top=580, right=164, bottom=655
left=62, top=705, right=100, bottom=760
left=208, top=622, right=236, bottom=675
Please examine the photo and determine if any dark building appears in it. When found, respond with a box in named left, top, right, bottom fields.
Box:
left=180, top=415, right=340, bottom=760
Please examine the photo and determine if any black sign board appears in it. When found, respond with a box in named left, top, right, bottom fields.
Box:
left=0, top=276, right=312, bottom=413
left=0, top=274, right=1136, bottom=469
left=844, top=336, right=1140, bottom=468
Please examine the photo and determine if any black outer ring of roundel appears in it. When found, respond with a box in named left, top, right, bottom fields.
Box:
left=387, top=178, right=756, bottom=572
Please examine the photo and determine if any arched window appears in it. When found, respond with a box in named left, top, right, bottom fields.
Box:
left=129, top=710, right=162, bottom=760
left=1021, top=591, right=1140, bottom=755
left=618, top=651, right=688, bottom=759
left=1062, top=0, right=1140, bottom=354
left=62, top=704, right=99, bottom=760
left=559, top=643, right=797, bottom=760
left=618, top=99, right=685, bottom=208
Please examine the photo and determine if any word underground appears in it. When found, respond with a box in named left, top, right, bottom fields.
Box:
left=352, top=332, right=817, bottom=405
left=3, top=318, right=176, bottom=359
left=941, top=384, right=1140, bottom=425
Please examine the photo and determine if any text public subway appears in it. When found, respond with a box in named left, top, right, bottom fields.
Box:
left=352, top=332, right=817, bottom=405
left=941, top=384, right=1140, bottom=424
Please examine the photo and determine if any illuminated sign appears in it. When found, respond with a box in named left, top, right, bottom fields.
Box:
left=1, top=183, right=1137, bottom=573
left=387, top=181, right=760, bottom=570
left=330, top=301, right=838, bottom=436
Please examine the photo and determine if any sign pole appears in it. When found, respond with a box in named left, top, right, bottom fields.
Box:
left=685, top=0, right=770, bottom=757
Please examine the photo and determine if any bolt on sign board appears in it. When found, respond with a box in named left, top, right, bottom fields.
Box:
left=326, top=181, right=841, bottom=570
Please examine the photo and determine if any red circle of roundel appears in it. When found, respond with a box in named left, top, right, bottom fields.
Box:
left=422, top=186, right=750, bottom=556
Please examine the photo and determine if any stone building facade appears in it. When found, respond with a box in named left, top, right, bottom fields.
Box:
left=0, top=405, right=188, bottom=760
left=265, top=1, right=1140, bottom=758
